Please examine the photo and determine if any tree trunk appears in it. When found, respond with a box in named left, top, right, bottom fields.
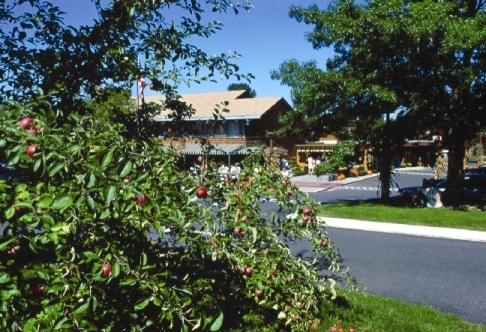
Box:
left=379, top=154, right=391, bottom=203
left=363, top=149, right=369, bottom=171
left=379, top=112, right=392, bottom=203
left=443, top=129, right=466, bottom=206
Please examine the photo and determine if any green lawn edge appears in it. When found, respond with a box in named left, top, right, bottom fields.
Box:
left=317, top=202, right=486, bottom=232
left=315, top=290, right=486, bottom=332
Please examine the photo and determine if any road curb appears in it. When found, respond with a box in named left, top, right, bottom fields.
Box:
left=320, top=217, right=486, bottom=243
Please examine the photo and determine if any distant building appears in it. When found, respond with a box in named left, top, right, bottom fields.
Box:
left=143, top=90, right=303, bottom=165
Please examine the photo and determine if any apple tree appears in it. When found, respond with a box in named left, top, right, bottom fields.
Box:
left=0, top=1, right=355, bottom=331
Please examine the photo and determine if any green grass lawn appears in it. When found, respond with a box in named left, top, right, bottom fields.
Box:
left=316, top=291, right=486, bottom=331
left=317, top=202, right=486, bottom=231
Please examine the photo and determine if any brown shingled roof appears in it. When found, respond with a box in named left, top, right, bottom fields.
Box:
left=143, top=90, right=288, bottom=121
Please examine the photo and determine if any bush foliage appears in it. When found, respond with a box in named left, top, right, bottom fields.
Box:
left=0, top=1, right=354, bottom=330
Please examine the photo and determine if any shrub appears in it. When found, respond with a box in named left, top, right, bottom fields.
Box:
left=0, top=103, right=354, bottom=331
left=0, top=2, right=355, bottom=330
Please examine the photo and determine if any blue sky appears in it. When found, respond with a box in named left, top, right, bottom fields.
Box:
left=53, top=1, right=335, bottom=105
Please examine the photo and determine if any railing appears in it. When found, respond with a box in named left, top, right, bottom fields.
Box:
left=157, top=136, right=266, bottom=146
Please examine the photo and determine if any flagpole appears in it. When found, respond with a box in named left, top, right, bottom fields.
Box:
left=136, top=55, right=141, bottom=136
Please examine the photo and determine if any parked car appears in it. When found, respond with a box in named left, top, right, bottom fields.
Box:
left=396, top=174, right=486, bottom=207
left=396, top=178, right=447, bottom=207
left=464, top=163, right=486, bottom=175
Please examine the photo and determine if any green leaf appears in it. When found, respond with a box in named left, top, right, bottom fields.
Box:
left=5, top=206, right=15, bottom=220
left=49, top=232, right=59, bottom=245
left=87, top=173, right=96, bottom=188
left=104, top=185, right=117, bottom=205
left=73, top=302, right=89, bottom=315
left=134, top=298, right=149, bottom=310
left=120, top=277, right=137, bottom=286
left=42, top=213, right=54, bottom=226
left=53, top=316, right=69, bottom=330
left=23, top=318, right=36, bottom=332
left=51, top=194, right=74, bottom=210
left=0, top=238, right=14, bottom=251
left=37, top=195, right=54, bottom=208
left=33, top=157, right=41, bottom=172
left=17, top=190, right=30, bottom=199
left=49, top=163, right=64, bottom=177
left=140, top=252, right=147, bottom=267
left=119, top=160, right=133, bottom=177
left=101, top=149, right=114, bottom=168
left=210, top=312, right=224, bottom=331
left=15, top=183, right=27, bottom=192
left=100, top=209, right=111, bottom=219
left=250, top=226, right=257, bottom=243
left=112, top=261, right=120, bottom=278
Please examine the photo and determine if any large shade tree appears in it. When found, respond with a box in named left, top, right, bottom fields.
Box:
left=272, top=0, right=486, bottom=205
left=0, top=1, right=354, bottom=331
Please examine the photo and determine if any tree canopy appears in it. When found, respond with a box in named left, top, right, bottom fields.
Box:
left=227, top=82, right=257, bottom=97
left=272, top=0, right=486, bottom=204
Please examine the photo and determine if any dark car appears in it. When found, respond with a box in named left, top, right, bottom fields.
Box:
left=443, top=174, right=486, bottom=205
left=464, top=163, right=486, bottom=175
left=396, top=178, right=447, bottom=207
left=396, top=174, right=486, bottom=207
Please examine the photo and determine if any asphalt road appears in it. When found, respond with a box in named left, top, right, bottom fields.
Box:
left=327, top=227, right=486, bottom=326
left=310, top=168, right=436, bottom=203
left=260, top=168, right=486, bottom=326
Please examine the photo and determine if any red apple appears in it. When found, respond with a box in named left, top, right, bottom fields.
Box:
left=26, top=144, right=37, bottom=158
left=19, top=117, right=34, bottom=129
left=321, top=240, right=328, bottom=247
left=348, top=327, right=356, bottom=332
left=233, top=227, right=241, bottom=236
left=37, top=285, right=44, bottom=294
left=136, top=194, right=148, bottom=206
left=26, top=128, right=38, bottom=135
left=254, top=289, right=263, bottom=297
left=196, top=187, right=208, bottom=199
left=282, top=179, right=288, bottom=185
left=302, top=215, right=310, bottom=223
left=245, top=267, right=253, bottom=276
left=285, top=191, right=292, bottom=197
left=271, top=270, right=277, bottom=277
left=197, top=155, right=203, bottom=163
left=101, top=263, right=111, bottom=277
left=302, top=207, right=312, bottom=215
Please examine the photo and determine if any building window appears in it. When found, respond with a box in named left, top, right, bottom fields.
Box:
left=228, top=121, right=240, bottom=137
left=213, top=122, right=227, bottom=137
